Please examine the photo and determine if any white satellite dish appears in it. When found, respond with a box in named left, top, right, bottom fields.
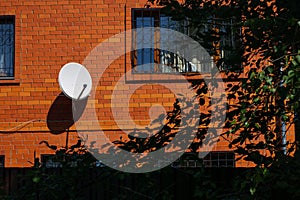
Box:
left=58, top=62, right=92, bottom=100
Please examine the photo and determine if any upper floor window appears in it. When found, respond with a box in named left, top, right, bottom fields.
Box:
left=193, top=17, right=242, bottom=71
left=132, top=8, right=194, bottom=74
left=0, top=16, right=15, bottom=79
left=131, top=9, right=241, bottom=74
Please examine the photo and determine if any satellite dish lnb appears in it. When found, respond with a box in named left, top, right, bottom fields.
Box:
left=58, top=62, right=92, bottom=100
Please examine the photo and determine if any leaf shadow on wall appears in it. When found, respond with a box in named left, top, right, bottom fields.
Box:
left=47, top=92, right=87, bottom=134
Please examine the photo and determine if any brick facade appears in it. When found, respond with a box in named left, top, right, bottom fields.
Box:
left=0, top=0, right=294, bottom=168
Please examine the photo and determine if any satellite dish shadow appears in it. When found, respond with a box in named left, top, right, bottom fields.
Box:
left=47, top=92, right=88, bottom=134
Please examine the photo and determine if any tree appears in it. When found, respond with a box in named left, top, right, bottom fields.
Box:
left=147, top=0, right=300, bottom=164
left=114, top=0, right=300, bottom=198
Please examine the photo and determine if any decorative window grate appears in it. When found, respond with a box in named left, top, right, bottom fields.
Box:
left=41, top=154, right=105, bottom=168
left=171, top=151, right=235, bottom=168
left=0, top=16, right=15, bottom=79
left=131, top=9, right=241, bottom=74
left=203, top=151, right=235, bottom=168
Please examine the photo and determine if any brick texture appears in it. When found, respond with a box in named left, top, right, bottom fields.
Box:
left=0, top=0, right=294, bottom=168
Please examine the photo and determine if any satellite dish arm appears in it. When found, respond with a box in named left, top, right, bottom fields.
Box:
left=77, top=84, right=88, bottom=100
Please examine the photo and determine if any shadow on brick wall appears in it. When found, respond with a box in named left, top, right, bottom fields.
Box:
left=46, top=92, right=87, bottom=134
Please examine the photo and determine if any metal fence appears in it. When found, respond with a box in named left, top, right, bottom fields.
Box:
left=0, top=167, right=243, bottom=200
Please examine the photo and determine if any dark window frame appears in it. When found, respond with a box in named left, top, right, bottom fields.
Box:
left=41, top=154, right=105, bottom=168
left=132, top=8, right=195, bottom=74
left=171, top=151, right=235, bottom=168
left=0, top=15, right=15, bottom=79
left=203, top=151, right=235, bottom=168
left=41, top=154, right=63, bottom=168
left=131, top=8, right=242, bottom=74
left=209, top=17, right=242, bottom=71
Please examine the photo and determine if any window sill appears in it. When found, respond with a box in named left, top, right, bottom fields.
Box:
left=0, top=78, right=20, bottom=85
left=126, top=70, right=246, bottom=83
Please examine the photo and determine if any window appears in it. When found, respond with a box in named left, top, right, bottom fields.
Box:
left=132, top=8, right=197, bottom=74
left=203, top=151, right=235, bottom=167
left=131, top=9, right=241, bottom=74
left=0, top=155, right=4, bottom=177
left=0, top=155, right=5, bottom=168
left=171, top=151, right=235, bottom=168
left=171, top=153, right=202, bottom=168
left=41, top=154, right=104, bottom=168
left=41, top=154, right=62, bottom=168
left=203, top=18, right=242, bottom=71
left=0, top=16, right=15, bottom=79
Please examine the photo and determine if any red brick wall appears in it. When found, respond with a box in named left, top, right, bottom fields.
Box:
left=0, top=0, right=293, bottom=168
left=0, top=0, right=164, bottom=168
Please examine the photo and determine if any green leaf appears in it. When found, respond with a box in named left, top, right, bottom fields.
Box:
left=296, top=55, right=300, bottom=63
left=231, top=119, right=237, bottom=125
left=288, top=94, right=295, bottom=100
left=266, top=66, right=274, bottom=73
left=255, top=123, right=260, bottom=129
left=245, top=121, right=249, bottom=128
left=32, top=176, right=40, bottom=183
left=250, top=187, right=256, bottom=195
left=253, top=97, right=260, bottom=103
left=270, top=88, right=276, bottom=93
left=241, top=108, right=247, bottom=114
left=288, top=70, right=295, bottom=77
left=292, top=59, right=298, bottom=66
left=250, top=71, right=256, bottom=79
left=282, top=115, right=288, bottom=121
left=263, top=85, right=268, bottom=91
left=263, top=168, right=268, bottom=176
left=266, top=77, right=272, bottom=84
